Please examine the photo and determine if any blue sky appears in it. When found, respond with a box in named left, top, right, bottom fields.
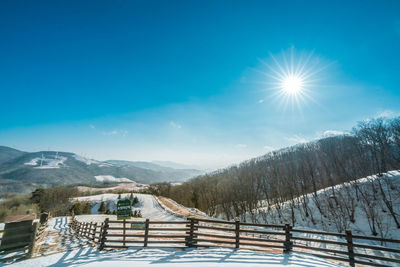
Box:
left=1, top=0, right=400, bottom=169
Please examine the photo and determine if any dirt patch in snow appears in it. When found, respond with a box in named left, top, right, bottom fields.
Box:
left=157, top=196, right=207, bottom=219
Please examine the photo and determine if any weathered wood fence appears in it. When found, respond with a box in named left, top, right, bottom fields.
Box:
left=0, top=213, right=48, bottom=262
left=71, top=217, right=400, bottom=267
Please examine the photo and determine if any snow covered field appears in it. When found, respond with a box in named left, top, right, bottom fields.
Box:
left=74, top=193, right=182, bottom=221
left=77, top=182, right=148, bottom=193
left=94, top=175, right=133, bottom=183
left=3, top=247, right=341, bottom=267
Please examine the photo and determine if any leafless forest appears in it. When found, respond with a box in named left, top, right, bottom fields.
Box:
left=152, top=117, right=400, bottom=236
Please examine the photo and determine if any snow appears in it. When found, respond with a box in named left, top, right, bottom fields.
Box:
left=157, top=196, right=209, bottom=219
left=24, top=156, right=67, bottom=169
left=73, top=155, right=113, bottom=167
left=94, top=175, right=133, bottom=183
left=2, top=247, right=341, bottom=267
left=250, top=170, right=400, bottom=240
left=33, top=216, right=93, bottom=258
left=2, top=214, right=341, bottom=266
left=73, top=193, right=182, bottom=221
left=242, top=170, right=400, bottom=266
left=77, top=182, right=148, bottom=193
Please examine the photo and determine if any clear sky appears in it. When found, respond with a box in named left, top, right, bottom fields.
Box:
left=1, top=0, right=400, bottom=169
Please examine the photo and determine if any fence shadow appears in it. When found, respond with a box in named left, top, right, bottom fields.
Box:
left=48, top=247, right=339, bottom=267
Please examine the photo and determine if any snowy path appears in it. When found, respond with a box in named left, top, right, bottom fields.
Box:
left=3, top=247, right=341, bottom=267
left=74, top=193, right=182, bottom=222
left=34, top=216, right=94, bottom=258
left=138, top=194, right=181, bottom=221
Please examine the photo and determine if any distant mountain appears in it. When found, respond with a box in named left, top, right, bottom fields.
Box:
left=107, top=160, right=203, bottom=177
left=152, top=160, right=204, bottom=170
left=0, top=146, right=204, bottom=194
left=0, top=146, right=26, bottom=165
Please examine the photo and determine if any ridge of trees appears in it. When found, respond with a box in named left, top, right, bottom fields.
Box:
left=154, top=117, right=400, bottom=235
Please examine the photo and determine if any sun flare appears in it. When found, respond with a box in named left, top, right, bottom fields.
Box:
left=259, top=47, right=327, bottom=111
left=282, top=75, right=303, bottom=95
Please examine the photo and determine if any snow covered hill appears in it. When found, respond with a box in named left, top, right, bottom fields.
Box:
left=0, top=146, right=203, bottom=194
left=249, top=170, right=400, bottom=241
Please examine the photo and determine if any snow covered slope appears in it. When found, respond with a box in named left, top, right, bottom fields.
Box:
left=251, top=170, right=400, bottom=241
left=74, top=193, right=182, bottom=221
left=94, top=175, right=133, bottom=183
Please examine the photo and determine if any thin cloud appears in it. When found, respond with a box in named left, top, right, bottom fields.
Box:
left=170, top=121, right=182, bottom=129
left=102, top=130, right=118, bottom=136
left=374, top=110, right=400, bottom=119
left=235, top=144, right=247, bottom=148
left=89, top=124, right=96, bottom=129
left=102, top=129, right=128, bottom=136
left=263, top=145, right=274, bottom=151
left=287, top=135, right=307, bottom=144
left=322, top=130, right=348, bottom=138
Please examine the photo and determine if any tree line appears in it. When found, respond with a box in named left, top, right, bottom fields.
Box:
left=154, top=117, right=400, bottom=236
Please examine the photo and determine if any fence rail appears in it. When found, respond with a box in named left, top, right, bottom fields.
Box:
left=0, top=213, right=49, bottom=263
left=71, top=217, right=400, bottom=267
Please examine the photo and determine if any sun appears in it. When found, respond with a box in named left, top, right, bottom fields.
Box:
left=258, top=47, right=327, bottom=111
left=282, top=75, right=303, bottom=95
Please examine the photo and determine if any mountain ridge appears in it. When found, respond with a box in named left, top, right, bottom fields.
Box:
left=0, top=146, right=204, bottom=194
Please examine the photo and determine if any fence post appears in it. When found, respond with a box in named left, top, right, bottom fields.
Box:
left=80, top=222, right=84, bottom=236
left=186, top=218, right=196, bottom=248
left=346, top=229, right=355, bottom=267
left=98, top=222, right=104, bottom=243
left=79, top=222, right=83, bottom=235
left=82, top=222, right=86, bottom=237
left=284, top=224, right=292, bottom=253
left=88, top=222, right=93, bottom=239
left=235, top=219, right=240, bottom=249
left=90, top=222, right=94, bottom=239
left=99, top=218, right=109, bottom=251
left=27, top=222, right=39, bottom=259
left=92, top=222, right=97, bottom=241
left=123, top=219, right=126, bottom=247
left=86, top=222, right=90, bottom=238
left=144, top=219, right=149, bottom=247
left=192, top=219, right=198, bottom=247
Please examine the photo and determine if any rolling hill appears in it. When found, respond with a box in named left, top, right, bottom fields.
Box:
left=0, top=146, right=203, bottom=194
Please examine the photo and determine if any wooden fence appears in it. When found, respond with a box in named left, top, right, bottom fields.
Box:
left=0, top=213, right=48, bottom=262
left=71, top=217, right=400, bottom=267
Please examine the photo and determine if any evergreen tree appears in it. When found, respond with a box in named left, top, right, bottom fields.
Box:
left=133, top=196, right=139, bottom=205
left=70, top=202, right=82, bottom=215
left=83, top=202, right=91, bottom=214
left=98, top=201, right=105, bottom=214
